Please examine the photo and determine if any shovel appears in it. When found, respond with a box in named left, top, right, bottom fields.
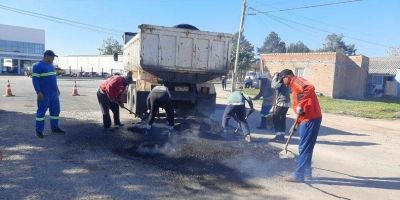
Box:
left=279, top=114, right=300, bottom=159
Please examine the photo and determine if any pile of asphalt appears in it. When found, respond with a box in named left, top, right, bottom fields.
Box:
left=116, top=112, right=295, bottom=181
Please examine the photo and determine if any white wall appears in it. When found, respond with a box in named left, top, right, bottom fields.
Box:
left=0, top=24, right=45, bottom=44
left=55, top=55, right=123, bottom=74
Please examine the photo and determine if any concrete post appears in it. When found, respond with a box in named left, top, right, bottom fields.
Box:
left=18, top=59, right=21, bottom=75
left=0, top=58, right=3, bottom=74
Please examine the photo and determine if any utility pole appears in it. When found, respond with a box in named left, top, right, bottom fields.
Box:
left=231, top=0, right=247, bottom=92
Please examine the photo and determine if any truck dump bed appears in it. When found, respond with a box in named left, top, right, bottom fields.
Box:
left=123, top=24, right=232, bottom=83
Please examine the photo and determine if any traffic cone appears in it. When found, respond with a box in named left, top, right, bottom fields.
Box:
left=3, top=80, right=15, bottom=97
left=72, top=81, right=80, bottom=96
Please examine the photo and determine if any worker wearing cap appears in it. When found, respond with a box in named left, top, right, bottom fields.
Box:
left=222, top=91, right=254, bottom=142
left=32, top=50, right=65, bottom=138
left=279, top=69, right=322, bottom=182
left=146, top=85, right=175, bottom=131
left=253, top=73, right=274, bottom=129
left=97, top=71, right=133, bottom=129
left=270, top=72, right=291, bottom=142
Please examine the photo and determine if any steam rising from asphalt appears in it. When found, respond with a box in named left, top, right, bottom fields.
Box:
left=135, top=136, right=178, bottom=157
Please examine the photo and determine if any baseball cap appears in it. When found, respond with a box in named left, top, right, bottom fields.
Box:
left=43, top=50, right=58, bottom=57
left=278, top=69, right=294, bottom=80
left=124, top=71, right=133, bottom=84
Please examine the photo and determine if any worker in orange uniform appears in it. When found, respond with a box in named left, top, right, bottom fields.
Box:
left=278, top=69, right=322, bottom=182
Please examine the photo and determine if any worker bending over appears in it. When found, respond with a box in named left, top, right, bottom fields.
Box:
left=97, top=72, right=133, bottom=129
left=146, top=85, right=175, bottom=131
left=222, top=91, right=254, bottom=142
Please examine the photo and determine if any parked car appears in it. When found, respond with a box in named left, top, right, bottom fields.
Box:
left=55, top=67, right=66, bottom=76
left=100, top=72, right=111, bottom=78
left=89, top=72, right=100, bottom=77
left=244, top=71, right=260, bottom=89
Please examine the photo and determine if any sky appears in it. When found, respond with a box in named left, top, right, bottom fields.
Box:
left=0, top=0, right=399, bottom=57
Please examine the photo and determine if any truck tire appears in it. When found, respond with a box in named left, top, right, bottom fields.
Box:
left=173, top=24, right=199, bottom=30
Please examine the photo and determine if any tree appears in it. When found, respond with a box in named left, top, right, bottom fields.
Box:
left=258, top=32, right=286, bottom=53
left=231, top=32, right=255, bottom=71
left=387, top=46, right=400, bottom=56
left=287, top=41, right=311, bottom=53
left=318, top=33, right=356, bottom=55
left=98, top=37, right=123, bottom=55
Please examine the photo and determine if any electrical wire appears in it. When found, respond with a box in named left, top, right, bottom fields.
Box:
left=0, top=3, right=121, bottom=36
left=256, top=0, right=363, bottom=13
left=249, top=6, right=390, bottom=48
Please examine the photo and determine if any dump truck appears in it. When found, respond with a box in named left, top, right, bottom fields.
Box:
left=122, top=24, right=233, bottom=117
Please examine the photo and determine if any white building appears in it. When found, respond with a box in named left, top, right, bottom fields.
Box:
left=55, top=55, right=123, bottom=75
left=0, top=24, right=45, bottom=75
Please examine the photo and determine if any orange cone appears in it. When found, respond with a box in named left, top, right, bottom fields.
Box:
left=3, top=80, right=15, bottom=97
left=72, top=81, right=80, bottom=96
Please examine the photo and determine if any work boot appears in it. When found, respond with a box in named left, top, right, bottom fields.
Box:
left=36, top=132, right=44, bottom=138
left=115, top=123, right=124, bottom=128
left=52, top=128, right=66, bottom=135
left=271, top=134, right=285, bottom=142
left=245, top=134, right=252, bottom=143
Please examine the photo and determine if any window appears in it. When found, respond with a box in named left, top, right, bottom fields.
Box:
left=369, top=76, right=383, bottom=85
left=295, top=68, right=305, bottom=77
left=0, top=40, right=43, bottom=54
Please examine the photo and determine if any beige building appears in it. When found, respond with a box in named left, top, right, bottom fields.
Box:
left=260, top=52, right=369, bottom=99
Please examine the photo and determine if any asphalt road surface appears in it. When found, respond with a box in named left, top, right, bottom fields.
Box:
left=1, top=76, right=399, bottom=200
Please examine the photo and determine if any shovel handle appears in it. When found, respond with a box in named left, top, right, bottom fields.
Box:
left=284, top=114, right=300, bottom=153
left=122, top=106, right=135, bottom=115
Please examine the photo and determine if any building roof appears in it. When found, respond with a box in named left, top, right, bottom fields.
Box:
left=369, top=57, right=400, bottom=75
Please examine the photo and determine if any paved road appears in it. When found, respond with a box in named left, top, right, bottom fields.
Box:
left=1, top=76, right=399, bottom=200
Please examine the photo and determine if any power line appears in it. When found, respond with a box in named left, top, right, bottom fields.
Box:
left=256, top=0, right=363, bottom=13
left=250, top=0, right=382, bottom=47
left=250, top=0, right=300, bottom=8
left=249, top=6, right=390, bottom=48
left=0, top=3, right=122, bottom=35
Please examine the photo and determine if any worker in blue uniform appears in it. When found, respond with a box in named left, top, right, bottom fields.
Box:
left=32, top=50, right=65, bottom=138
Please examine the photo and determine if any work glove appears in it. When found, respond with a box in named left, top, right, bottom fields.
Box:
left=296, top=106, right=305, bottom=115
left=119, top=103, right=124, bottom=108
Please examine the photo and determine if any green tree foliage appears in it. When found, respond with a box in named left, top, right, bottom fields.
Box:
left=258, top=32, right=286, bottom=53
left=318, top=33, right=356, bottom=55
left=231, top=32, right=255, bottom=70
left=98, top=37, right=123, bottom=55
left=387, top=45, right=400, bottom=56
left=287, top=41, right=311, bottom=53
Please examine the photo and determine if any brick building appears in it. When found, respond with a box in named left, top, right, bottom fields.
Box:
left=367, top=57, right=400, bottom=98
left=260, top=52, right=369, bottom=99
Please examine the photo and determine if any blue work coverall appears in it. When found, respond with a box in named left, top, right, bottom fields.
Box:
left=32, top=61, right=60, bottom=133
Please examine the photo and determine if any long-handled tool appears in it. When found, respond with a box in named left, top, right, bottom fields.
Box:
left=279, top=114, right=300, bottom=159
left=122, top=106, right=134, bottom=114
left=121, top=106, right=141, bottom=118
